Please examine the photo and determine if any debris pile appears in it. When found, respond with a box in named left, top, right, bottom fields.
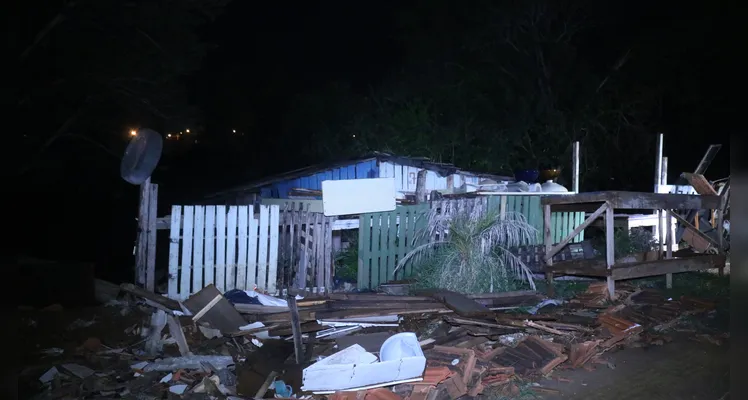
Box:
left=20, top=280, right=721, bottom=400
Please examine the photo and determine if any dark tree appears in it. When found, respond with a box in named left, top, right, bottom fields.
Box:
left=6, top=0, right=228, bottom=179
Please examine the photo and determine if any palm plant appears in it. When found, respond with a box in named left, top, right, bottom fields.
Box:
left=394, top=207, right=538, bottom=293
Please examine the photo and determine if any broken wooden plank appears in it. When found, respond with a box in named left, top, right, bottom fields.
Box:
left=525, top=321, right=570, bottom=336
left=166, top=315, right=192, bottom=356
left=269, top=321, right=324, bottom=337
left=234, top=304, right=290, bottom=314
left=327, top=293, right=432, bottom=301
left=682, top=173, right=718, bottom=196
left=120, top=283, right=181, bottom=310
left=569, top=340, right=601, bottom=368
left=288, top=296, right=303, bottom=364
left=426, top=290, right=492, bottom=318
left=183, top=285, right=247, bottom=334
left=304, top=332, right=317, bottom=363
left=694, top=144, right=722, bottom=175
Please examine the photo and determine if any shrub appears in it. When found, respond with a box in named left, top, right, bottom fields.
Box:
left=394, top=208, right=538, bottom=293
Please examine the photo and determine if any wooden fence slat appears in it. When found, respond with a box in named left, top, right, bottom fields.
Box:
left=167, top=205, right=181, bottom=298
left=247, top=205, right=258, bottom=290
left=236, top=206, right=248, bottom=290
left=277, top=206, right=287, bottom=290
left=385, top=212, right=397, bottom=282
left=311, top=213, right=320, bottom=289
left=318, top=214, right=327, bottom=290
left=225, top=206, right=238, bottom=291
left=304, top=211, right=314, bottom=287
left=327, top=216, right=334, bottom=291
left=287, top=210, right=296, bottom=289
left=406, top=207, right=419, bottom=278
left=358, top=213, right=370, bottom=289
left=268, top=205, right=280, bottom=294
left=192, top=205, right=205, bottom=292
left=215, top=206, right=227, bottom=292
left=372, top=213, right=383, bottom=288
left=394, top=208, right=405, bottom=280
left=257, top=205, right=270, bottom=291
left=526, top=196, right=542, bottom=242
left=318, top=215, right=326, bottom=293
left=204, top=206, right=216, bottom=287
left=180, top=206, right=194, bottom=300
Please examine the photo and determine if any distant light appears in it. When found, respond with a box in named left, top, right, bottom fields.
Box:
left=179, top=131, right=183, bottom=135
left=232, top=129, right=236, bottom=133
left=186, top=129, right=190, bottom=133
left=130, top=130, right=137, bottom=136
left=352, top=134, right=356, bottom=138
left=167, top=133, right=172, bottom=138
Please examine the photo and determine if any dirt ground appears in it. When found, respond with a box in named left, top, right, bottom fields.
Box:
left=537, top=333, right=729, bottom=400
left=16, top=303, right=150, bottom=399
left=534, top=278, right=731, bottom=400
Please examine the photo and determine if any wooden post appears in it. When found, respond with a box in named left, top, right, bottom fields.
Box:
left=415, top=169, right=427, bottom=203
left=572, top=141, right=580, bottom=193
left=605, top=202, right=615, bottom=299
left=658, top=156, right=668, bottom=259
left=665, top=210, right=674, bottom=288
left=146, top=184, right=158, bottom=291
left=136, top=178, right=151, bottom=288
left=543, top=205, right=554, bottom=296
left=654, top=134, right=666, bottom=263
left=716, top=182, right=729, bottom=277
left=654, top=133, right=664, bottom=193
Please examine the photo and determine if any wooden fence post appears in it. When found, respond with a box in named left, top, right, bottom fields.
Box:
left=136, top=177, right=158, bottom=291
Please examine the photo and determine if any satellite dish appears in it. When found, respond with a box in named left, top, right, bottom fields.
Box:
left=120, top=128, right=163, bottom=185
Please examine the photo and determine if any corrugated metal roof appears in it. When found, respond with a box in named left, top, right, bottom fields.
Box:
left=205, top=152, right=511, bottom=200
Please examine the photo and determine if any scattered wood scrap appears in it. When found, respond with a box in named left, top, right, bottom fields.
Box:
left=80, top=282, right=719, bottom=400
left=493, top=336, right=567, bottom=376
left=183, top=284, right=247, bottom=335
left=569, top=340, right=601, bottom=367
left=425, top=290, right=493, bottom=318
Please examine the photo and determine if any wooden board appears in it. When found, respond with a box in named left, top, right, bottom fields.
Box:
left=541, top=191, right=720, bottom=211
left=611, top=255, right=725, bottom=280
left=183, top=284, right=247, bottom=334
left=322, top=178, right=396, bottom=216
left=548, top=255, right=725, bottom=281
left=682, top=173, right=718, bottom=196
left=426, top=290, right=493, bottom=318
left=335, top=332, right=392, bottom=353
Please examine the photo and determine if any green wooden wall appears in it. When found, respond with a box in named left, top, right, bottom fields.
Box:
left=357, top=196, right=585, bottom=289
left=357, top=204, right=429, bottom=290
left=485, top=195, right=586, bottom=244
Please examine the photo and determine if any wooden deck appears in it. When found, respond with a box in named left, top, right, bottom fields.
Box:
left=541, top=191, right=726, bottom=299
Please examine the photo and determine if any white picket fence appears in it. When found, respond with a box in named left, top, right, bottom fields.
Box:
left=168, top=205, right=280, bottom=300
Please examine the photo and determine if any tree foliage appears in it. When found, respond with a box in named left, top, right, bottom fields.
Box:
left=282, top=0, right=667, bottom=190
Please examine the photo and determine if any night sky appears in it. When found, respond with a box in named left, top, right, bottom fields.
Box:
left=6, top=0, right=736, bottom=278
